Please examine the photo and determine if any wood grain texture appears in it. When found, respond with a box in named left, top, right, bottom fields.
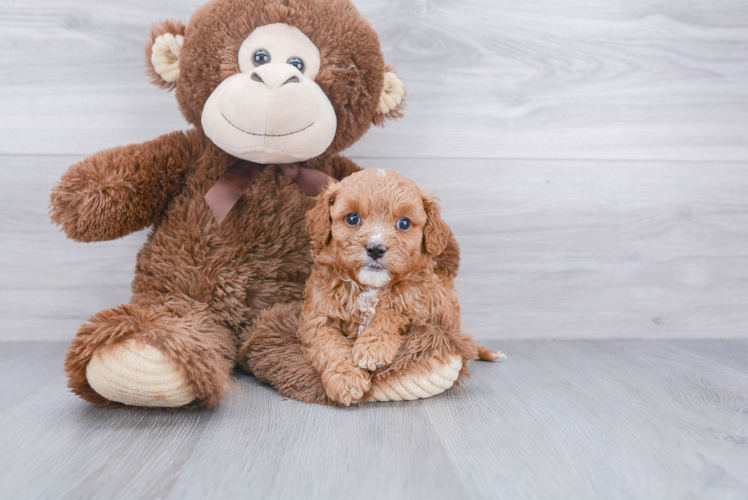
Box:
left=0, top=340, right=746, bottom=499
left=3, top=154, right=747, bottom=341
left=2, top=0, right=748, bottom=341
left=0, top=0, right=747, bottom=160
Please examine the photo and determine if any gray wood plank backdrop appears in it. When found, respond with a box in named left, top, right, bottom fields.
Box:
left=1, top=0, right=747, bottom=340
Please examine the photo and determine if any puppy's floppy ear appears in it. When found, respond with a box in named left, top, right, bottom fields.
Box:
left=422, top=194, right=451, bottom=256
left=146, top=20, right=187, bottom=91
left=372, top=67, right=405, bottom=126
left=306, top=182, right=341, bottom=253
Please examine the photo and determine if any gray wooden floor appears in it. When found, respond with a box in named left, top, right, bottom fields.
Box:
left=1, top=340, right=746, bottom=500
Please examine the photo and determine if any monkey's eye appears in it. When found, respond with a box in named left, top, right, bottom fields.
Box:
left=397, top=218, right=411, bottom=230
left=346, top=213, right=361, bottom=226
left=288, top=57, right=304, bottom=72
left=253, top=50, right=270, bottom=66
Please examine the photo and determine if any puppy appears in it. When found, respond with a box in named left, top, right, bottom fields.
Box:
left=299, top=168, right=500, bottom=406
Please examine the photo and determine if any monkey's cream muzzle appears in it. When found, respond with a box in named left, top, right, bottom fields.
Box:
left=201, top=23, right=337, bottom=164
left=202, top=66, right=337, bottom=164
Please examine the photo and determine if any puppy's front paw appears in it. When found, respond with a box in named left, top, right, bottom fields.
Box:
left=322, top=366, right=371, bottom=406
left=352, top=338, right=401, bottom=371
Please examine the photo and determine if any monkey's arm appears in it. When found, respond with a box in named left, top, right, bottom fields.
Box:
left=50, top=129, right=203, bottom=242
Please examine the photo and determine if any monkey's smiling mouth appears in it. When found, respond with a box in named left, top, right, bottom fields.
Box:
left=221, top=113, right=314, bottom=137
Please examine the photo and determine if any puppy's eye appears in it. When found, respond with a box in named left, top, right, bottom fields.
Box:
left=346, top=213, right=361, bottom=226
left=397, top=218, right=411, bottom=230
left=253, top=49, right=270, bottom=66
left=288, top=57, right=304, bottom=72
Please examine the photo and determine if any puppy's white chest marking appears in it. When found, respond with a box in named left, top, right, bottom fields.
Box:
left=357, top=288, right=379, bottom=336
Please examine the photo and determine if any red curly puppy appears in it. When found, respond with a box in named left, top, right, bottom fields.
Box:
left=300, top=168, right=500, bottom=406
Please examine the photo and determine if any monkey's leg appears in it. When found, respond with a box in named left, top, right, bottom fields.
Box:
left=366, top=356, right=463, bottom=402
left=365, top=323, right=496, bottom=402
left=65, top=298, right=236, bottom=408
left=238, top=302, right=336, bottom=406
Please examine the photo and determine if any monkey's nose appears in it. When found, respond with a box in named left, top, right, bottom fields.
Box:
left=250, top=65, right=301, bottom=89
left=365, top=243, right=387, bottom=260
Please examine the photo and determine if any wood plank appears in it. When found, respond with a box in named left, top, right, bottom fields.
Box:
left=429, top=340, right=748, bottom=499
left=0, top=1, right=747, bottom=160
left=3, top=155, right=747, bottom=341
left=0, top=340, right=746, bottom=499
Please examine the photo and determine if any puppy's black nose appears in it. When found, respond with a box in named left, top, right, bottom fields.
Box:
left=365, top=243, right=387, bottom=260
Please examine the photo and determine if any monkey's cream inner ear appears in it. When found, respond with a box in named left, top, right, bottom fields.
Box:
left=151, top=33, right=184, bottom=83
left=377, top=72, right=404, bottom=115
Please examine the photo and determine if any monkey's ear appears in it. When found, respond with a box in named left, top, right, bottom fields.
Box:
left=422, top=194, right=451, bottom=256
left=145, top=20, right=187, bottom=90
left=372, top=68, right=405, bottom=126
left=306, top=182, right=341, bottom=254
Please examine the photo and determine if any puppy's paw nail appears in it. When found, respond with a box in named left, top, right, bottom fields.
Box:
left=356, top=356, right=380, bottom=371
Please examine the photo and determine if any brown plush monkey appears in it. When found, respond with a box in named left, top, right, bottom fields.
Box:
left=51, top=0, right=461, bottom=409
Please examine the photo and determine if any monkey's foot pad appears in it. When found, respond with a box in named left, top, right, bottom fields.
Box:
left=367, top=355, right=463, bottom=402
left=86, top=340, right=196, bottom=407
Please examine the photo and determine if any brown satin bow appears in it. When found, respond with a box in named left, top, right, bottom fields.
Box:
left=205, top=160, right=335, bottom=225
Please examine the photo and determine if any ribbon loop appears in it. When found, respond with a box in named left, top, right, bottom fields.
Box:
left=205, top=161, right=335, bottom=225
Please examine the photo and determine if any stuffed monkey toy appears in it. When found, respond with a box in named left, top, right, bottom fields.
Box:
left=51, top=0, right=463, bottom=408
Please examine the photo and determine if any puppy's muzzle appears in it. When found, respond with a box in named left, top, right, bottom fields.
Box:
left=365, top=243, right=387, bottom=261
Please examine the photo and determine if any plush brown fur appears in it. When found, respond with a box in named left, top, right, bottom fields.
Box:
left=170, top=0, right=403, bottom=149
left=51, top=0, right=414, bottom=408
left=240, top=301, right=334, bottom=405
left=241, top=170, right=496, bottom=406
